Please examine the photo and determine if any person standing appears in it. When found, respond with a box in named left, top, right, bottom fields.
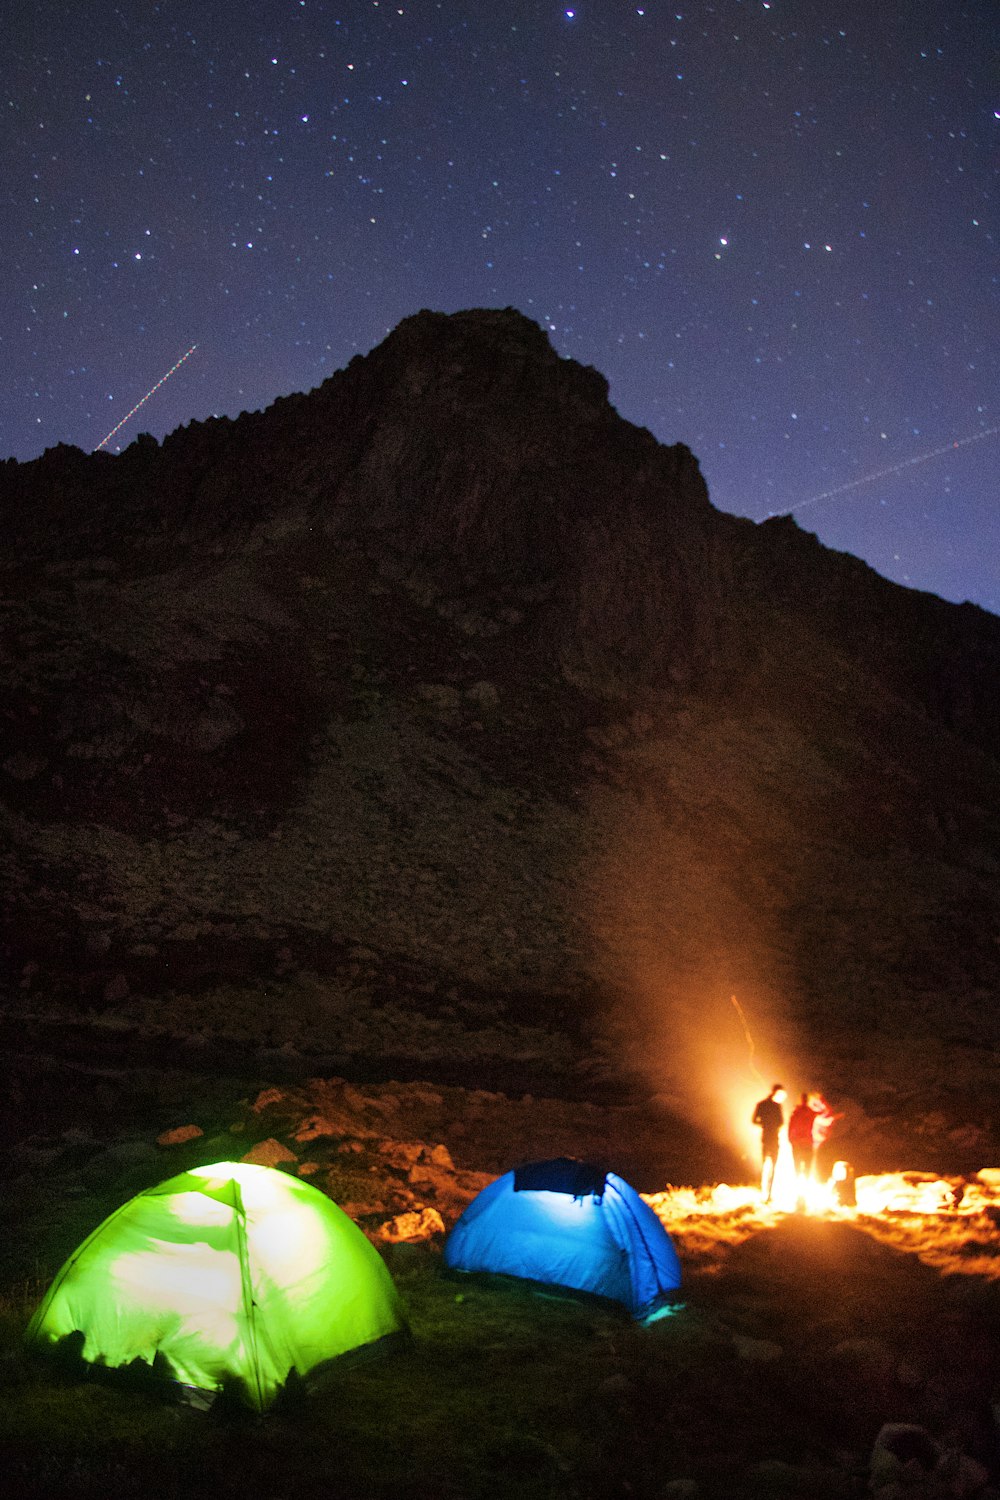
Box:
left=788, top=1092, right=818, bottom=1193
left=752, top=1084, right=786, bottom=1203
left=808, top=1092, right=843, bottom=1178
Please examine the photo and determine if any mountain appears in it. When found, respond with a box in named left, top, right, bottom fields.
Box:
left=2, top=307, right=999, bottom=1146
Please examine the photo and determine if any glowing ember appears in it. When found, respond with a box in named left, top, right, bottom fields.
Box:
left=646, top=1171, right=993, bottom=1223
left=854, top=1171, right=970, bottom=1216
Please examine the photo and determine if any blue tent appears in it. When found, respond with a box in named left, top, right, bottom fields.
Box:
left=443, top=1158, right=681, bottom=1320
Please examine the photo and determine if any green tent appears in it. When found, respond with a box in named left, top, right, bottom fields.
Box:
left=26, top=1160, right=406, bottom=1411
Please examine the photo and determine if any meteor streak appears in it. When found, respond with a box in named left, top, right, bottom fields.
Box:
left=763, top=424, right=1000, bottom=521
left=93, top=344, right=198, bottom=452
left=730, top=994, right=765, bottom=1087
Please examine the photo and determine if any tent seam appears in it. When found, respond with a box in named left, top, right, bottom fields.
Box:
left=232, top=1181, right=266, bottom=1413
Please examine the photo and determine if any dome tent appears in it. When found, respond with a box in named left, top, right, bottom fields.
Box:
left=443, top=1158, right=681, bottom=1320
left=27, top=1160, right=406, bottom=1411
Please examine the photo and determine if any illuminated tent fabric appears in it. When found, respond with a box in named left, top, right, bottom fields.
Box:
left=26, top=1160, right=405, bottom=1411
left=443, top=1157, right=681, bottom=1319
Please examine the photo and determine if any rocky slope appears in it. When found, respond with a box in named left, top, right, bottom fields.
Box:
left=2, top=307, right=999, bottom=1148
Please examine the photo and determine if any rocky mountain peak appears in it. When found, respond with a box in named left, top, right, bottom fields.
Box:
left=2, top=310, right=1000, bottom=1134
left=1, top=307, right=709, bottom=574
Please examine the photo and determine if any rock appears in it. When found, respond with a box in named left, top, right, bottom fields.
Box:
left=156, top=1124, right=204, bottom=1147
left=376, top=1207, right=446, bottom=1243
left=427, top=1142, right=455, bottom=1169
left=294, top=1113, right=347, bottom=1143
left=241, top=1137, right=297, bottom=1168
left=251, top=1087, right=287, bottom=1114
left=342, top=1083, right=378, bottom=1115
left=871, top=1425, right=991, bottom=1498
left=336, top=1201, right=374, bottom=1223
left=378, top=1140, right=424, bottom=1167
left=731, top=1333, right=783, bottom=1363
left=405, top=1156, right=460, bottom=1201
left=870, top=1424, right=940, bottom=1490
left=934, top=1450, right=990, bottom=1497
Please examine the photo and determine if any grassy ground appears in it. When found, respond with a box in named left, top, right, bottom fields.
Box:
left=0, top=1245, right=870, bottom=1500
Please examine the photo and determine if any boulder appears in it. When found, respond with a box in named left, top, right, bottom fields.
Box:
left=251, top=1087, right=287, bottom=1114
left=871, top=1424, right=991, bottom=1497
left=870, top=1424, right=940, bottom=1490
left=377, top=1207, right=446, bottom=1244
left=156, top=1124, right=204, bottom=1147
left=934, top=1450, right=991, bottom=1497
left=241, top=1137, right=297, bottom=1168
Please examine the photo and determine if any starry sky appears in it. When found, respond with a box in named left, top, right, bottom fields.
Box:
left=5, top=1, right=998, bottom=611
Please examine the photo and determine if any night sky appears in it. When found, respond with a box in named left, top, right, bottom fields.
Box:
left=5, top=1, right=998, bottom=612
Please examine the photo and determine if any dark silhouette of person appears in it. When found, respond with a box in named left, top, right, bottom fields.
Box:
left=752, top=1084, right=785, bottom=1202
left=788, top=1093, right=818, bottom=1190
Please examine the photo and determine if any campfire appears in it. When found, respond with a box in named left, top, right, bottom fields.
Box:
left=637, top=1039, right=1000, bottom=1281
left=645, top=1169, right=987, bottom=1223
left=643, top=1168, right=1000, bottom=1282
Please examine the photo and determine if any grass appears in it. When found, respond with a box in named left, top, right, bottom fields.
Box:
left=0, top=1246, right=870, bottom=1500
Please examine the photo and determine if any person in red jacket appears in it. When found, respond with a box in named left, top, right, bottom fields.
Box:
left=788, top=1093, right=818, bottom=1189
left=808, top=1092, right=843, bottom=1179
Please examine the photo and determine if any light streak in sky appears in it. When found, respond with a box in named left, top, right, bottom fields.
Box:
left=93, top=344, right=198, bottom=452
left=730, top=994, right=765, bottom=1087
left=762, top=423, right=1000, bottom=521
